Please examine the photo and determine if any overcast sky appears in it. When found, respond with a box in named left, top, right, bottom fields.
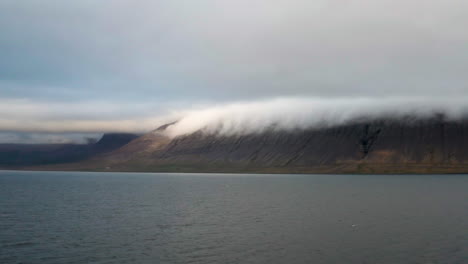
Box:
left=1, top=0, right=468, bottom=142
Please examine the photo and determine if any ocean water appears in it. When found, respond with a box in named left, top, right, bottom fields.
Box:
left=0, top=171, right=467, bottom=264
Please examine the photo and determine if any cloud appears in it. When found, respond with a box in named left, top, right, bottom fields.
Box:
left=1, top=96, right=468, bottom=141
left=165, top=97, right=468, bottom=137
left=1, top=0, right=467, bottom=143
left=0, top=99, right=170, bottom=133
left=0, top=0, right=467, bottom=103
left=0, top=131, right=101, bottom=144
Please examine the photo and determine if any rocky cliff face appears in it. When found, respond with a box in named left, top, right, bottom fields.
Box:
left=5, top=117, right=468, bottom=173
left=92, top=117, right=468, bottom=174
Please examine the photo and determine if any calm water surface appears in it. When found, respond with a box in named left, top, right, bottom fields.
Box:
left=0, top=171, right=467, bottom=264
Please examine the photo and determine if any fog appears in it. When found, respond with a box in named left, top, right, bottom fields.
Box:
left=0, top=132, right=101, bottom=145
left=165, top=97, right=468, bottom=137
left=1, top=96, right=468, bottom=142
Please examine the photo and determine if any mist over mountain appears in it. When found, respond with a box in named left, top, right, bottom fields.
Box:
left=163, top=97, right=468, bottom=137
left=7, top=111, right=462, bottom=174
left=1, top=1, right=468, bottom=173
left=3, top=96, right=468, bottom=174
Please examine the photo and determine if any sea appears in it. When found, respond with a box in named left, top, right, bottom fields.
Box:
left=0, top=171, right=467, bottom=264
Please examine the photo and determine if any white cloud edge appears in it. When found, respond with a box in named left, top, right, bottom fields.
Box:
left=1, top=97, right=467, bottom=137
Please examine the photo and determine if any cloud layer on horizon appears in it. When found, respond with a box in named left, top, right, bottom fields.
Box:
left=1, top=96, right=468, bottom=142
left=0, top=131, right=101, bottom=144
left=0, top=99, right=170, bottom=133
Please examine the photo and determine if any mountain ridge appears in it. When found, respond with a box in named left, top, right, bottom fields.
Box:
left=0, top=133, right=139, bottom=168
left=4, top=116, right=468, bottom=174
left=29, top=115, right=468, bottom=174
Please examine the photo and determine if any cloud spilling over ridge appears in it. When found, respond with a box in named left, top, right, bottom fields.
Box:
left=165, top=97, right=468, bottom=137
left=2, top=97, right=468, bottom=140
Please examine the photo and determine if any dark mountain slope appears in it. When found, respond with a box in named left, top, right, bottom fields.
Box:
left=0, top=133, right=138, bottom=168
left=84, top=117, right=468, bottom=174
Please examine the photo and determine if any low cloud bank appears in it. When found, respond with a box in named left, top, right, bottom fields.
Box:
left=165, top=97, right=468, bottom=137
left=0, top=132, right=101, bottom=144
left=2, top=97, right=468, bottom=141
left=0, top=99, right=169, bottom=133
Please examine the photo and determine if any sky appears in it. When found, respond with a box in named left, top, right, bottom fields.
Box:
left=1, top=0, right=467, bottom=142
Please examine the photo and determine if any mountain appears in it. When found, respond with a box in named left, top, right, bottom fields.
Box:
left=0, top=133, right=138, bottom=168
left=4, top=116, right=468, bottom=174
left=64, top=115, right=468, bottom=174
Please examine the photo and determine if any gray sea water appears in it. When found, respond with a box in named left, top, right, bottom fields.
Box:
left=0, top=171, right=467, bottom=264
